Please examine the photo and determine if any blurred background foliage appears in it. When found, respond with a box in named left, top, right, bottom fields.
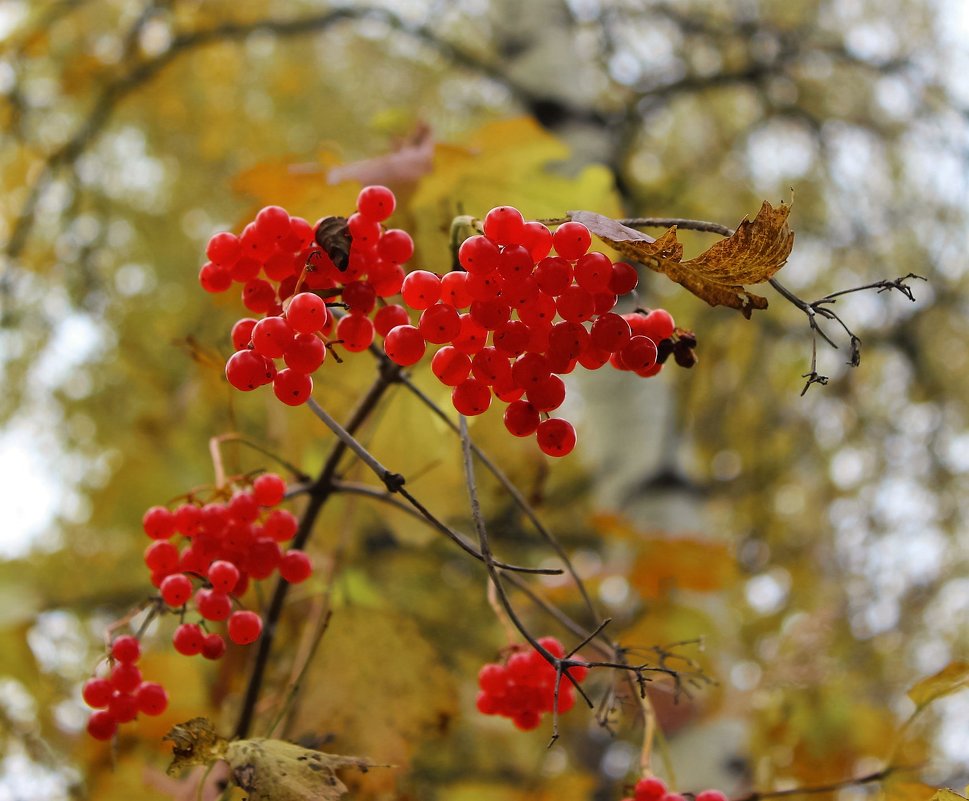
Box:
left=1, top=0, right=968, bottom=799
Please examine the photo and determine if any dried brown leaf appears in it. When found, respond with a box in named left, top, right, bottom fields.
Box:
left=572, top=201, right=794, bottom=318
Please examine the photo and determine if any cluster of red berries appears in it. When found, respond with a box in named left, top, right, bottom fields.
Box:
left=202, top=187, right=689, bottom=457
left=475, top=637, right=589, bottom=731
left=204, top=187, right=415, bottom=406
left=82, top=635, right=168, bottom=740
left=624, top=778, right=728, bottom=801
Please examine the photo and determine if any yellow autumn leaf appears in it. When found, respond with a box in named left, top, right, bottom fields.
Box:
left=906, top=661, right=969, bottom=709
left=571, top=200, right=794, bottom=317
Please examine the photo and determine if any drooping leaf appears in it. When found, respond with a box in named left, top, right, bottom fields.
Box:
left=571, top=200, right=794, bottom=317
left=163, top=718, right=383, bottom=801
left=906, top=661, right=969, bottom=709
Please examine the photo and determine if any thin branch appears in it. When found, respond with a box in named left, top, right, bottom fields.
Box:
left=731, top=765, right=915, bottom=801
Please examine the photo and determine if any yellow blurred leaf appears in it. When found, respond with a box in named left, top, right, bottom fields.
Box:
left=929, top=790, right=969, bottom=801
left=630, top=537, right=737, bottom=598
left=907, top=662, right=969, bottom=709
left=572, top=200, right=794, bottom=317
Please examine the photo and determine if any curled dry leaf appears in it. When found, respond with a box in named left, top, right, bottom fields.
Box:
left=164, top=718, right=385, bottom=801
left=571, top=201, right=794, bottom=318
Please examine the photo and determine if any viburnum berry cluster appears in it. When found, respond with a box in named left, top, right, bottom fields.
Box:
left=624, top=777, right=728, bottom=801
left=82, top=635, right=168, bottom=740
left=83, top=472, right=312, bottom=739
left=204, top=186, right=414, bottom=406
left=475, top=637, right=589, bottom=731
left=202, top=187, right=694, bottom=457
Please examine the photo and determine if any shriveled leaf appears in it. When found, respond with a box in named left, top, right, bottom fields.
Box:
left=164, top=718, right=384, bottom=801
left=572, top=201, right=794, bottom=318
left=907, top=661, right=969, bottom=708
left=225, top=738, right=381, bottom=801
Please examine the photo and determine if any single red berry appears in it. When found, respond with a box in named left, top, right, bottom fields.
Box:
left=470, top=347, right=512, bottom=386
left=401, top=270, right=442, bottom=310
left=476, top=690, right=500, bottom=715
left=207, top=559, right=241, bottom=593
left=440, top=271, right=473, bottom=308
left=458, top=235, right=500, bottom=275
left=228, top=491, right=259, bottom=523
left=283, top=333, right=326, bottom=374
left=516, top=291, right=557, bottom=329
left=279, top=550, right=312, bottom=583
left=356, top=185, right=396, bottom=222
left=536, top=636, right=565, bottom=658
left=642, top=308, right=676, bottom=341
left=142, top=506, right=176, bottom=540
left=556, top=285, right=595, bottom=323
left=478, top=663, right=510, bottom=694
left=526, top=374, right=566, bottom=412
left=172, top=623, right=204, bottom=656
left=342, top=280, right=377, bottom=314
left=206, top=231, right=242, bottom=266
left=451, top=378, right=492, bottom=416
left=419, top=303, right=462, bottom=344
left=82, top=678, right=113, bottom=708
left=451, top=314, right=488, bottom=355
left=254, top=205, right=292, bottom=242
left=511, top=352, right=551, bottom=390
left=336, top=313, right=375, bottom=353
left=160, top=573, right=193, bottom=607
left=252, top=473, right=286, bottom=506
left=466, top=271, right=501, bottom=302
left=199, top=262, right=232, bottom=293
left=108, top=691, right=139, bottom=722
left=230, top=318, right=258, bottom=351
left=347, top=212, right=381, bottom=246
left=135, top=682, right=169, bottom=716
left=552, top=221, right=592, bottom=260
left=377, top=229, right=415, bottom=263
left=534, top=256, right=573, bottom=295
left=231, top=256, right=261, bottom=283
left=286, top=292, right=329, bottom=335
left=609, top=261, right=639, bottom=294
left=374, top=304, right=411, bottom=337
left=619, top=335, right=658, bottom=371
left=635, top=777, right=668, bottom=801
left=228, top=611, right=263, bottom=645
left=536, top=418, right=576, bottom=457
left=695, top=792, right=728, bottom=801
left=273, top=368, right=313, bottom=406
left=548, top=321, right=590, bottom=363
left=431, top=346, right=472, bottom=386
left=513, top=709, right=542, bottom=731
left=497, top=244, right=534, bottom=285
left=241, top=278, right=277, bottom=313
left=383, top=324, right=426, bottom=366
left=483, top=206, right=526, bottom=246
left=521, top=221, right=553, bottom=262
left=86, top=710, right=118, bottom=740
left=110, top=635, right=141, bottom=664
left=247, top=537, right=281, bottom=580
left=369, top=261, right=406, bottom=297
left=196, top=588, right=232, bottom=621
left=263, top=508, right=298, bottom=541
left=493, top=320, right=530, bottom=357
left=201, top=633, right=227, bottom=660
left=264, top=249, right=299, bottom=281
left=574, top=252, right=613, bottom=292
left=503, top=400, right=540, bottom=437
left=469, top=298, right=511, bottom=330
left=225, top=349, right=276, bottom=391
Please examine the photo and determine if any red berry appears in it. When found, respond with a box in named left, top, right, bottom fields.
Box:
left=552, top=221, right=592, bottom=260
left=431, top=346, right=472, bottom=386
left=206, top=231, right=242, bottom=266
left=478, top=663, right=509, bottom=694
left=231, top=318, right=258, bottom=350
left=374, top=304, right=411, bottom=336
left=108, top=691, right=139, bottom=722
left=476, top=690, right=500, bottom=715
left=635, top=778, right=668, bottom=801
left=263, top=508, right=298, bottom=541
left=419, top=303, right=462, bottom=344
left=87, top=710, right=118, bottom=740
left=369, top=261, right=406, bottom=297
left=458, top=235, right=500, bottom=275
left=536, top=418, right=576, bottom=457
left=534, top=256, right=573, bottom=295
left=513, top=709, right=542, bottom=731
left=609, top=261, right=639, bottom=294
left=521, top=221, right=553, bottom=262
left=383, top=324, right=426, bottom=366
left=526, top=374, right=565, bottom=412
left=247, top=537, right=281, bottom=579
left=695, top=792, right=728, bottom=801
left=503, top=400, right=540, bottom=437
left=356, top=185, right=396, bottom=222
left=642, top=308, right=675, bottom=341
left=401, top=270, right=442, bottom=310
left=377, top=229, right=414, bottom=263
left=173, top=623, right=204, bottom=656
left=451, top=314, right=488, bottom=355
left=342, top=280, right=377, bottom=314
left=196, top=589, right=232, bottom=621
left=451, top=378, right=492, bottom=416
left=110, top=635, right=141, bottom=664
left=199, top=261, right=232, bottom=293
left=252, top=473, right=286, bottom=506
left=273, top=368, right=313, bottom=406
left=471, top=347, right=512, bottom=386
left=279, top=550, right=312, bottom=583
left=483, top=206, right=526, bottom=246
left=142, top=506, right=175, bottom=540
left=225, top=349, right=276, bottom=391
left=556, top=285, right=595, bottom=323
left=284, top=332, right=326, bottom=373
left=228, top=611, right=263, bottom=645
left=497, top=245, right=534, bottom=285
left=135, top=682, right=169, bottom=716
left=336, top=313, right=375, bottom=353
left=201, top=633, right=227, bottom=660
left=493, top=320, right=530, bottom=357
left=160, top=573, right=193, bottom=607
left=440, top=271, right=473, bottom=308
left=574, top=252, right=613, bottom=292
left=619, top=335, right=658, bottom=371
left=536, top=636, right=565, bottom=658
left=254, top=205, right=292, bottom=242
left=252, top=316, right=295, bottom=359
left=469, top=298, right=510, bottom=330
left=286, top=292, right=329, bottom=335
left=82, top=678, right=113, bottom=708
left=241, top=278, right=277, bottom=312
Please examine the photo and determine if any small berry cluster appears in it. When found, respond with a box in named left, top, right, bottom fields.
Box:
left=205, top=187, right=414, bottom=406
left=624, top=778, right=728, bottom=801
left=379, top=206, right=679, bottom=457
left=475, top=637, right=589, bottom=731
left=82, top=635, right=168, bottom=740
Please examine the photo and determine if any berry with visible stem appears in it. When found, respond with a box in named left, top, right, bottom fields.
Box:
left=173, top=623, right=205, bottom=656
left=228, top=610, right=263, bottom=645
left=135, top=682, right=169, bottom=716
left=551, top=220, right=592, bottom=260
left=230, top=318, right=258, bottom=350
left=634, top=777, right=667, bottom=801
left=286, top=292, right=329, bottom=334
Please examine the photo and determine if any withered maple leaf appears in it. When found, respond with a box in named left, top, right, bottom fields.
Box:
left=571, top=201, right=794, bottom=318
